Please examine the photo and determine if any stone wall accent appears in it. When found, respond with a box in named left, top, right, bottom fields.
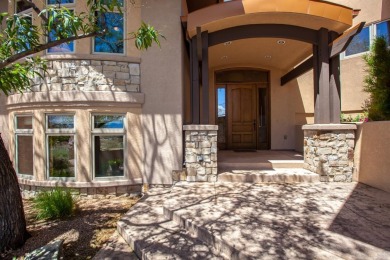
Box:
left=29, top=60, right=140, bottom=92
left=19, top=183, right=142, bottom=199
left=183, top=125, right=218, bottom=182
left=303, top=124, right=357, bottom=182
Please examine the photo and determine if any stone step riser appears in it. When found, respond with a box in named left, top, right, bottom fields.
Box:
left=217, top=173, right=320, bottom=183
left=163, top=207, right=250, bottom=260
left=219, top=163, right=304, bottom=171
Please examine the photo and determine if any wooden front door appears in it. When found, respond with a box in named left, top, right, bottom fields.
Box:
left=227, top=84, right=257, bottom=149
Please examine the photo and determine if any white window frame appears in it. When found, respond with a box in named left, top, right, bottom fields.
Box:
left=342, top=19, right=390, bottom=60
left=91, top=114, right=126, bottom=180
left=92, top=1, right=126, bottom=55
left=45, top=114, right=76, bottom=180
left=14, top=115, right=34, bottom=178
left=46, top=0, right=76, bottom=54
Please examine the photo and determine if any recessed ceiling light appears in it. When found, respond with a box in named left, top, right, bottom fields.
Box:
left=277, top=40, right=286, bottom=45
left=223, top=41, right=232, bottom=46
left=221, top=55, right=228, bottom=60
left=265, top=55, right=272, bottom=59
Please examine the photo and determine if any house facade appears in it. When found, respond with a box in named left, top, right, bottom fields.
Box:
left=0, top=0, right=389, bottom=194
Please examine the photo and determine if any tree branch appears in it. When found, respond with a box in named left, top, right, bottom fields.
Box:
left=21, top=0, right=48, bottom=24
left=0, top=31, right=103, bottom=69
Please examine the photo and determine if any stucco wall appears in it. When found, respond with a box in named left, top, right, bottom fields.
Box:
left=141, top=0, right=183, bottom=184
left=355, top=122, right=390, bottom=193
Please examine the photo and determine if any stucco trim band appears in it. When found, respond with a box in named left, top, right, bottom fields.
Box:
left=183, top=124, right=218, bottom=131
left=302, top=123, right=357, bottom=130
left=7, top=91, right=145, bottom=109
left=18, top=178, right=143, bottom=188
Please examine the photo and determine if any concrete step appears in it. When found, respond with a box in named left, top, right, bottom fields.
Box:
left=163, top=206, right=250, bottom=260
left=117, top=188, right=224, bottom=260
left=217, top=168, right=319, bottom=183
left=218, top=160, right=304, bottom=171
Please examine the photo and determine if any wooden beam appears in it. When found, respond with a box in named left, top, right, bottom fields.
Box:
left=281, top=57, right=313, bottom=86
left=329, top=33, right=341, bottom=123
left=314, top=28, right=331, bottom=124
left=196, top=27, right=202, bottom=62
left=209, top=24, right=319, bottom=46
left=191, top=37, right=200, bottom=124
left=329, top=22, right=365, bottom=58
left=201, top=31, right=209, bottom=124
left=281, top=23, right=365, bottom=86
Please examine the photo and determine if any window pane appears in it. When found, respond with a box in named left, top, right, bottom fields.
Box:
left=16, top=116, right=33, bottom=129
left=47, top=115, right=74, bottom=129
left=48, top=136, right=75, bottom=177
left=345, top=27, right=370, bottom=56
left=94, top=12, right=124, bottom=54
left=16, top=0, right=32, bottom=13
left=376, top=20, right=390, bottom=45
left=94, top=136, right=124, bottom=177
left=16, top=136, right=33, bottom=175
left=94, top=115, right=124, bottom=129
left=47, top=0, right=74, bottom=4
left=47, top=10, right=74, bottom=53
left=216, top=70, right=268, bottom=83
left=217, top=87, right=226, bottom=149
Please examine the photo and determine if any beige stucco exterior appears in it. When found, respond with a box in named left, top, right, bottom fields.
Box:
left=0, top=0, right=389, bottom=188
left=355, top=122, right=390, bottom=193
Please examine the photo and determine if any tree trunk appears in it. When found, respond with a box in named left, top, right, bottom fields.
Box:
left=0, top=133, right=29, bottom=252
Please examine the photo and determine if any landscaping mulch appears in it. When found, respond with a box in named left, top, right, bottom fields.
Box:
left=1, top=196, right=139, bottom=260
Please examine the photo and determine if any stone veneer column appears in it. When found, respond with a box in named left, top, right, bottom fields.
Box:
left=302, top=124, right=357, bottom=182
left=183, top=125, right=218, bottom=182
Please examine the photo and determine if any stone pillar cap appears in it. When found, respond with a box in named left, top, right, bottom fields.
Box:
left=302, top=124, right=357, bottom=130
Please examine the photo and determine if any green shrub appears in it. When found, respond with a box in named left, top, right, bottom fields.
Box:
left=34, top=188, right=75, bottom=220
left=363, top=36, right=390, bottom=121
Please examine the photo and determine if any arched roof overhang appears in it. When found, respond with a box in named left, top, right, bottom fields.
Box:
left=186, top=0, right=353, bottom=39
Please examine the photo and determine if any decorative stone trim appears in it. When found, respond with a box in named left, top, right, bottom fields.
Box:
left=183, top=125, right=218, bottom=182
left=27, top=59, right=140, bottom=93
left=303, top=124, right=356, bottom=182
left=19, top=183, right=142, bottom=198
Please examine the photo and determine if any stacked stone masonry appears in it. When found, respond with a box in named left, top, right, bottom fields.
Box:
left=303, top=129, right=355, bottom=182
left=19, top=184, right=142, bottom=199
left=183, top=126, right=218, bottom=182
left=29, top=60, right=140, bottom=92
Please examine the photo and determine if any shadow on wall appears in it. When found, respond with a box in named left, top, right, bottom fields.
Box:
left=142, top=114, right=182, bottom=185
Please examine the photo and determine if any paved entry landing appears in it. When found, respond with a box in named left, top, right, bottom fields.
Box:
left=116, top=182, right=390, bottom=259
left=218, top=150, right=318, bottom=183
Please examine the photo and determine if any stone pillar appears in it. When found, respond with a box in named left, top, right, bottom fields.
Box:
left=183, top=125, right=218, bottom=182
left=302, top=124, right=357, bottom=182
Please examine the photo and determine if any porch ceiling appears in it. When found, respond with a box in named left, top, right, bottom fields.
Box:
left=209, top=38, right=312, bottom=71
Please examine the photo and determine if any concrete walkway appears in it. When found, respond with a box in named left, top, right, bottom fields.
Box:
left=100, top=182, right=390, bottom=259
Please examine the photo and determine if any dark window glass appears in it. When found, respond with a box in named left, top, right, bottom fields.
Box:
left=47, top=115, right=74, bottom=129
left=94, top=115, right=124, bottom=129
left=376, top=20, right=390, bottom=45
left=16, top=116, right=33, bottom=129
left=94, top=136, right=124, bottom=177
left=16, top=136, right=33, bottom=175
left=16, top=0, right=32, bottom=13
left=47, top=10, right=75, bottom=53
left=47, top=0, right=75, bottom=4
left=94, top=12, right=124, bottom=53
left=48, top=136, right=75, bottom=177
left=345, top=27, right=370, bottom=56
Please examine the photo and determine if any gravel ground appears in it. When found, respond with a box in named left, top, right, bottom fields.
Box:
left=1, top=196, right=139, bottom=259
